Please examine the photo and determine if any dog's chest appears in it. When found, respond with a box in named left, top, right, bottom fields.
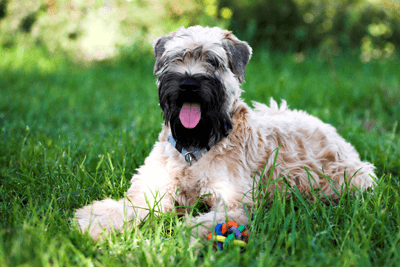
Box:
left=174, top=168, right=202, bottom=206
left=175, top=183, right=199, bottom=207
left=173, top=163, right=214, bottom=207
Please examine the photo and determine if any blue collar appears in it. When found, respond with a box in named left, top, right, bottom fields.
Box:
left=167, top=135, right=212, bottom=166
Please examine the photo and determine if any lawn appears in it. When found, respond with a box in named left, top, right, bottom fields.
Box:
left=0, top=45, right=399, bottom=266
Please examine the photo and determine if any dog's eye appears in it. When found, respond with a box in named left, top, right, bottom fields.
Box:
left=207, top=59, right=218, bottom=69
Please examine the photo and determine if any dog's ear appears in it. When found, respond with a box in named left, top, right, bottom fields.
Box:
left=222, top=32, right=253, bottom=83
left=153, top=35, right=172, bottom=76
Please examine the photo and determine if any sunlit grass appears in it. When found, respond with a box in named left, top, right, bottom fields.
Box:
left=0, top=44, right=399, bottom=266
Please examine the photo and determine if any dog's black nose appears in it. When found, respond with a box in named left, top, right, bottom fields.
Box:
left=180, top=78, right=199, bottom=92
left=180, top=84, right=199, bottom=92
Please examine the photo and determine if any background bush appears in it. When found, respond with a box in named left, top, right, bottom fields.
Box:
left=0, top=0, right=230, bottom=62
left=221, top=0, right=399, bottom=61
left=0, top=0, right=398, bottom=63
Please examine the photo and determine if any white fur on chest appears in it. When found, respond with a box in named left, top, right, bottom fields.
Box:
left=161, top=140, right=241, bottom=208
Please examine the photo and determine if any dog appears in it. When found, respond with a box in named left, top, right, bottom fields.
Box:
left=75, top=26, right=376, bottom=240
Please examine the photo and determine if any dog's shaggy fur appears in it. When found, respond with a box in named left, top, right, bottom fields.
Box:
left=75, top=26, right=376, bottom=240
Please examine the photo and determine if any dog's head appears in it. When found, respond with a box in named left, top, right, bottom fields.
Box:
left=153, top=26, right=252, bottom=150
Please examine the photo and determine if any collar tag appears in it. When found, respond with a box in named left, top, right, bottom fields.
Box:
left=184, top=152, right=195, bottom=166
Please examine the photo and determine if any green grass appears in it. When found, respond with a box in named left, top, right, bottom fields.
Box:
left=0, top=44, right=399, bottom=266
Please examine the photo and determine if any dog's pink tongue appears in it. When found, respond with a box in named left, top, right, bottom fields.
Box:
left=180, top=103, right=201, bottom=129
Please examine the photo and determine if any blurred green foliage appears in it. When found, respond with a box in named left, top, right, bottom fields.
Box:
left=0, top=0, right=398, bottom=63
left=221, top=0, right=399, bottom=61
left=0, top=0, right=230, bottom=62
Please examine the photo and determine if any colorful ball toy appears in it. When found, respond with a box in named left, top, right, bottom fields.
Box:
left=207, top=221, right=249, bottom=250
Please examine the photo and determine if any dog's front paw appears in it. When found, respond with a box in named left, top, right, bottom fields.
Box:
left=74, top=206, right=107, bottom=240
left=74, top=199, right=135, bottom=240
left=185, top=216, right=214, bottom=244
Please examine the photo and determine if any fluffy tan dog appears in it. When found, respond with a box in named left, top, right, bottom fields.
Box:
left=75, top=26, right=376, bottom=240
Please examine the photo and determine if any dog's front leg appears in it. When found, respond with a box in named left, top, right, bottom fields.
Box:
left=187, top=198, right=249, bottom=242
left=75, top=142, right=175, bottom=240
